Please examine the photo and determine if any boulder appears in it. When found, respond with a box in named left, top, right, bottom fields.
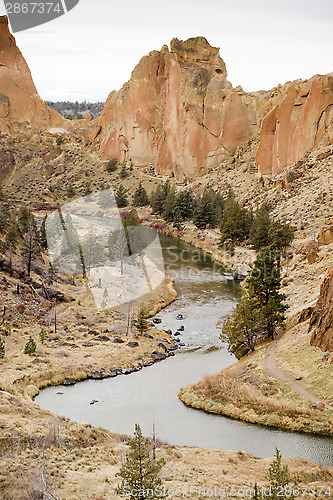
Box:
left=127, top=341, right=139, bottom=348
left=317, top=225, right=333, bottom=245
left=62, top=377, right=76, bottom=386
left=151, top=351, right=166, bottom=361
left=112, top=337, right=125, bottom=344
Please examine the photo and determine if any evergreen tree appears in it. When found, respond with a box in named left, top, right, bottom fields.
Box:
left=106, top=158, right=118, bottom=172
left=150, top=185, right=165, bottom=215
left=24, top=336, right=36, bottom=355
left=250, top=203, right=272, bottom=250
left=220, top=294, right=262, bottom=359
left=120, top=166, right=129, bottom=179
left=220, top=189, right=252, bottom=244
left=123, top=209, right=141, bottom=228
left=193, top=188, right=220, bottom=229
left=172, top=208, right=183, bottom=230
left=175, top=190, right=194, bottom=220
left=267, top=448, right=294, bottom=499
left=115, top=424, right=166, bottom=500
left=21, top=227, right=39, bottom=276
left=162, top=188, right=177, bottom=222
left=133, top=306, right=149, bottom=335
left=133, top=182, right=149, bottom=207
left=5, top=223, right=18, bottom=276
left=116, top=185, right=128, bottom=208
left=39, top=214, right=48, bottom=249
left=0, top=337, right=5, bottom=358
left=246, top=247, right=287, bottom=339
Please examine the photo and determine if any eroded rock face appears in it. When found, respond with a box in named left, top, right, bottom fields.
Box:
left=97, top=37, right=261, bottom=179
left=0, top=15, right=63, bottom=133
left=96, top=37, right=333, bottom=179
left=256, top=75, right=333, bottom=175
left=309, top=269, right=333, bottom=351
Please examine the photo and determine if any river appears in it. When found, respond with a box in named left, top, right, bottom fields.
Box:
left=35, top=233, right=333, bottom=466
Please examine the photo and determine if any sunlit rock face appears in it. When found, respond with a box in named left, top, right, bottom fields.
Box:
left=0, top=15, right=63, bottom=134
left=96, top=36, right=333, bottom=179
left=309, top=268, right=333, bottom=352
left=97, top=37, right=262, bottom=179
left=256, top=74, right=333, bottom=175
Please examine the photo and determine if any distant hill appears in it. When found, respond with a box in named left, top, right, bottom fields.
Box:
left=47, top=101, right=104, bottom=120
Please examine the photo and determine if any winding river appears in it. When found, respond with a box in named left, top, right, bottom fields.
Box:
left=36, top=234, right=333, bottom=466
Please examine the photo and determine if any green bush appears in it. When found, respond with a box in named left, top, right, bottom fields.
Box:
left=24, top=336, right=36, bottom=355
left=106, top=158, right=118, bottom=172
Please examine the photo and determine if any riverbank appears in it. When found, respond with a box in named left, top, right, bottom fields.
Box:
left=139, top=207, right=256, bottom=278
left=138, top=208, right=333, bottom=436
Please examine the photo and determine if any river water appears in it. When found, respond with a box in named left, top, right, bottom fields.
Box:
left=36, top=234, right=333, bottom=466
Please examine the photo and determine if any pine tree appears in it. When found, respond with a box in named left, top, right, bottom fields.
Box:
left=162, top=188, right=177, bottom=222
left=39, top=328, right=46, bottom=344
left=250, top=203, right=272, bottom=250
left=246, top=247, right=287, bottom=339
left=267, top=448, right=294, bottom=499
left=116, top=185, right=128, bottom=208
left=115, top=424, right=166, bottom=500
left=0, top=337, right=5, bottom=358
left=150, top=185, right=165, bottom=215
left=220, top=294, right=262, bottom=359
left=220, top=189, right=252, bottom=244
left=24, top=336, right=36, bottom=355
left=21, top=227, right=39, bottom=276
left=175, top=190, right=194, bottom=220
left=39, top=215, right=48, bottom=249
left=172, top=208, right=183, bottom=230
left=133, top=182, right=149, bottom=207
left=133, top=306, right=149, bottom=335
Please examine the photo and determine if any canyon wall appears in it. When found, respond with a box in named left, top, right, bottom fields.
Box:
left=95, top=37, right=333, bottom=178
left=0, top=15, right=63, bottom=134
left=309, top=268, right=333, bottom=352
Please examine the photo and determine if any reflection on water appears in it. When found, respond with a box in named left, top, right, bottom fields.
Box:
left=36, top=234, right=333, bottom=466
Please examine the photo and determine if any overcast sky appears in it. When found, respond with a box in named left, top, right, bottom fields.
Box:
left=1, top=0, right=332, bottom=102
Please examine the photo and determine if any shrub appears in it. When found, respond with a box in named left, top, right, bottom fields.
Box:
left=106, top=158, right=118, bottom=172
left=0, top=338, right=5, bottom=358
left=24, top=336, right=36, bottom=355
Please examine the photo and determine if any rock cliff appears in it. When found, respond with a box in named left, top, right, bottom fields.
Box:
left=0, top=15, right=63, bottom=134
left=96, top=37, right=333, bottom=179
left=309, top=268, right=333, bottom=351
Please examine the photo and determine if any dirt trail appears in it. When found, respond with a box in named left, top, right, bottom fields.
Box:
left=264, top=334, right=333, bottom=411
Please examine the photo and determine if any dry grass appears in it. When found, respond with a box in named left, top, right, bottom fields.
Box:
left=200, top=373, right=311, bottom=418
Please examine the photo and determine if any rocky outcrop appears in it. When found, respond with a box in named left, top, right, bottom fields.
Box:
left=96, top=36, right=333, bottom=179
left=309, top=269, right=333, bottom=351
left=256, top=75, right=333, bottom=175
left=0, top=15, right=63, bottom=134
left=97, top=37, right=262, bottom=179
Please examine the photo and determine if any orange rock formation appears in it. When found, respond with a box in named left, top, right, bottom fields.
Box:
left=0, top=15, right=63, bottom=134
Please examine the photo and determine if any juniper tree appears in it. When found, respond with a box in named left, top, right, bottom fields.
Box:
left=39, top=214, right=48, bottom=249
left=246, top=247, right=287, bottom=339
left=116, top=185, right=128, bottom=208
left=251, top=449, right=294, bottom=499
left=133, top=306, right=149, bottom=335
left=220, top=294, right=262, bottom=359
left=115, top=424, right=166, bottom=500
left=133, top=182, right=149, bottom=207
left=24, top=336, right=36, bottom=355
